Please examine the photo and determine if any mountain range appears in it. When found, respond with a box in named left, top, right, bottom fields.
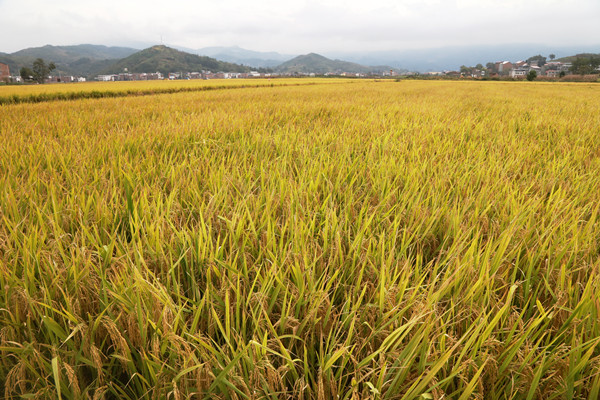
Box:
left=0, top=44, right=138, bottom=77
left=195, top=46, right=293, bottom=68
left=138, top=43, right=600, bottom=71
left=102, top=45, right=252, bottom=75
left=1, top=43, right=598, bottom=78
left=0, top=44, right=395, bottom=78
left=275, top=53, right=395, bottom=74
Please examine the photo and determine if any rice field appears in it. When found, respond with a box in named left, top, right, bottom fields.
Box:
left=1, top=80, right=600, bottom=399
left=0, top=78, right=351, bottom=105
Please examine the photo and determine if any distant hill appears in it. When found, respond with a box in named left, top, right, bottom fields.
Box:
left=196, top=46, right=294, bottom=68
left=103, top=45, right=252, bottom=75
left=556, top=53, right=600, bottom=63
left=10, top=44, right=137, bottom=62
left=275, top=53, right=392, bottom=74
left=0, top=44, right=138, bottom=77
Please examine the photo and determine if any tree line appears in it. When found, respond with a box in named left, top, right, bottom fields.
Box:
left=20, top=58, right=55, bottom=84
left=570, top=56, right=600, bottom=75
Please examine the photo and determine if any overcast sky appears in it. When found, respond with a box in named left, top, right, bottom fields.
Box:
left=1, top=0, right=598, bottom=54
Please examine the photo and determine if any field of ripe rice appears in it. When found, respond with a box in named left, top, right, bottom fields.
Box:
left=1, top=80, right=600, bottom=399
left=0, top=78, right=349, bottom=104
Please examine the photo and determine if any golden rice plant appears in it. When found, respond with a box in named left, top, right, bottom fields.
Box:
left=1, top=80, right=599, bottom=399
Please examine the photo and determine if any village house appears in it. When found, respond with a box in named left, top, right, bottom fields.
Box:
left=544, top=61, right=571, bottom=73
left=46, top=75, right=86, bottom=83
left=510, top=67, right=529, bottom=78
left=145, top=72, right=163, bottom=80
left=96, top=74, right=118, bottom=81
left=467, top=70, right=484, bottom=78
left=497, top=61, right=513, bottom=74
left=546, top=70, right=561, bottom=78
left=448, top=58, right=579, bottom=79
left=0, top=62, right=10, bottom=82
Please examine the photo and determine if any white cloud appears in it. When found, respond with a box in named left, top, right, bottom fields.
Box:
left=0, top=0, right=598, bottom=53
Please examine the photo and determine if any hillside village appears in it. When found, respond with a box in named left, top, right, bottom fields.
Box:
left=0, top=62, right=393, bottom=83
left=490, top=59, right=571, bottom=78
left=437, top=60, right=573, bottom=79
left=0, top=62, right=86, bottom=83
left=430, top=54, right=599, bottom=78
left=96, top=70, right=276, bottom=82
left=93, top=70, right=383, bottom=82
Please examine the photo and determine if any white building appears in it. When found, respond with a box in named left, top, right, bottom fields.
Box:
left=96, top=75, right=116, bottom=81
left=510, top=68, right=529, bottom=78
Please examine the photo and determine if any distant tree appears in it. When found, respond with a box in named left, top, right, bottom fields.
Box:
left=570, top=58, right=584, bottom=75
left=559, top=70, right=566, bottom=78
left=20, top=67, right=33, bottom=82
left=526, top=70, right=537, bottom=81
left=527, top=55, right=547, bottom=67
left=475, top=63, right=484, bottom=70
left=32, top=58, right=56, bottom=84
left=549, top=54, right=556, bottom=61
left=570, top=56, right=600, bottom=75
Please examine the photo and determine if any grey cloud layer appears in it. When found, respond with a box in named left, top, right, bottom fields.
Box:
left=1, top=0, right=598, bottom=53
